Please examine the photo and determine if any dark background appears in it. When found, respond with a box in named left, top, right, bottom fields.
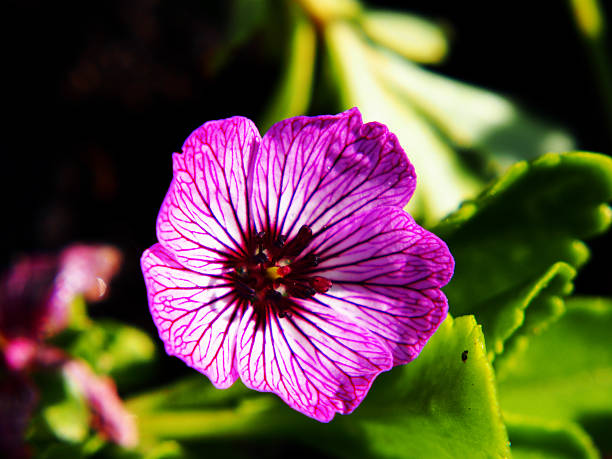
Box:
left=3, top=0, right=611, bottom=335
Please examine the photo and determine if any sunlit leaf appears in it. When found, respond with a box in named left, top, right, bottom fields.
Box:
left=339, top=315, right=510, bottom=458
left=435, top=153, right=612, bottom=346
left=477, top=261, right=575, bottom=363
left=498, top=297, right=612, bottom=419
left=325, top=21, right=482, bottom=222
left=505, top=413, right=599, bottom=459
left=371, top=49, right=574, bottom=172
left=259, top=3, right=317, bottom=132
left=297, top=0, right=361, bottom=23
left=361, top=10, right=448, bottom=64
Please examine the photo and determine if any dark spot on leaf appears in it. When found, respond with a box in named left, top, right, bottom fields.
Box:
left=461, top=350, right=468, bottom=362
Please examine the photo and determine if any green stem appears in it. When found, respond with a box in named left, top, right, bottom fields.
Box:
left=568, top=0, right=612, bottom=138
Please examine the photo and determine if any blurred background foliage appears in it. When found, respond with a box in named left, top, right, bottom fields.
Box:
left=2, top=0, right=612, bottom=457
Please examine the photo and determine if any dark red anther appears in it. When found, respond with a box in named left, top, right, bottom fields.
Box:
left=309, top=276, right=332, bottom=294
left=276, top=265, right=291, bottom=277
left=253, top=252, right=269, bottom=264
left=255, top=231, right=266, bottom=243
left=265, top=289, right=283, bottom=302
left=283, top=279, right=316, bottom=299
left=274, top=235, right=287, bottom=248
left=305, top=253, right=320, bottom=267
left=283, top=225, right=313, bottom=257
left=234, top=280, right=256, bottom=302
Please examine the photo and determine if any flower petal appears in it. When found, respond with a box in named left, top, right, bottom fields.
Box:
left=156, top=117, right=260, bottom=272
left=141, top=243, right=243, bottom=388
left=252, top=108, right=415, bottom=241
left=308, top=206, right=453, bottom=364
left=236, top=300, right=392, bottom=422
left=63, top=359, right=137, bottom=447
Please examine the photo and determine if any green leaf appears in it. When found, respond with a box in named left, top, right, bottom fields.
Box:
left=361, top=10, right=448, bottom=64
left=434, top=153, right=612, bottom=347
left=259, top=3, right=317, bottom=132
left=337, top=315, right=510, bottom=459
left=130, top=316, right=510, bottom=458
left=504, top=413, right=599, bottom=459
left=369, top=49, right=574, bottom=172
left=498, top=297, right=612, bottom=422
left=477, top=261, right=575, bottom=364
left=68, top=320, right=156, bottom=390
left=39, top=370, right=89, bottom=443
left=325, top=21, right=482, bottom=223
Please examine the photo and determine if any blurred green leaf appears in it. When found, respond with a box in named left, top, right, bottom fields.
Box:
left=371, top=50, right=574, bottom=172
left=325, top=21, right=482, bottom=223
left=361, top=10, right=448, bottom=64
left=435, top=153, right=612, bottom=340
left=505, top=413, right=599, bottom=459
left=207, top=0, right=272, bottom=75
left=37, top=443, right=84, bottom=459
left=68, top=320, right=156, bottom=390
left=40, top=371, right=89, bottom=444
left=297, top=0, right=361, bottom=24
left=259, top=3, right=317, bottom=132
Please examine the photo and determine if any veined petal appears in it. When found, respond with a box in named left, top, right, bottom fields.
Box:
left=156, top=117, right=260, bottom=272
left=308, top=206, right=453, bottom=364
left=252, top=108, right=415, bottom=241
left=236, top=300, right=392, bottom=422
left=141, top=244, right=242, bottom=388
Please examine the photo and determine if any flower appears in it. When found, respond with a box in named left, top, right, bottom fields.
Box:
left=0, top=244, right=134, bottom=453
left=0, top=244, right=122, bottom=346
left=141, top=108, right=454, bottom=422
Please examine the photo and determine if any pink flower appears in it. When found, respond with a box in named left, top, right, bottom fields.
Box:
left=0, top=244, right=133, bottom=453
left=141, top=108, right=454, bottom=422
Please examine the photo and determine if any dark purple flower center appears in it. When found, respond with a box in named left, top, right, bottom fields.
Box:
left=229, top=225, right=332, bottom=319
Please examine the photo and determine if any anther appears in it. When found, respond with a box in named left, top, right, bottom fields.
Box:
left=283, top=225, right=313, bottom=257
left=305, top=253, right=320, bottom=267
left=286, top=281, right=316, bottom=299
left=234, top=280, right=256, bottom=302
left=253, top=252, right=269, bottom=264
left=278, top=310, right=292, bottom=318
left=255, top=231, right=266, bottom=243
left=274, top=235, right=287, bottom=248
left=309, top=276, right=332, bottom=294
left=266, top=289, right=283, bottom=302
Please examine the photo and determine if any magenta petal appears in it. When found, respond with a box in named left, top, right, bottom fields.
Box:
left=156, top=117, right=260, bottom=273
left=252, top=108, right=415, bottom=240
left=308, top=206, right=453, bottom=364
left=141, top=243, right=241, bottom=388
left=236, top=300, right=392, bottom=422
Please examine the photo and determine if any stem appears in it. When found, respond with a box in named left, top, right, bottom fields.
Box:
left=568, top=0, right=612, bottom=139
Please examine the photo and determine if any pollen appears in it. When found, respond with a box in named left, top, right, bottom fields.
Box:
left=265, top=265, right=291, bottom=280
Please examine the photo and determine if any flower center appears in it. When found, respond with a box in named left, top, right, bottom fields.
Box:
left=230, top=225, right=332, bottom=318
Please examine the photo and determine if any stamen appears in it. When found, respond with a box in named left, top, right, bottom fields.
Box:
left=253, top=252, right=269, bottom=264
left=274, top=235, right=287, bottom=248
left=283, top=279, right=316, bottom=299
left=234, top=280, right=256, bottom=302
left=283, top=225, right=313, bottom=257
left=266, top=289, right=283, bottom=302
left=309, top=276, right=332, bottom=294
left=305, top=253, right=320, bottom=267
